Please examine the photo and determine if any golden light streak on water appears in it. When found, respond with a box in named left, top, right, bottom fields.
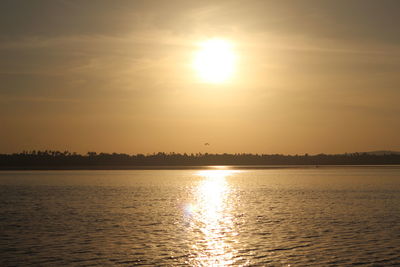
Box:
left=185, top=169, right=241, bottom=266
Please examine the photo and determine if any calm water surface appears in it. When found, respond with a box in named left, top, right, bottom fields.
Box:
left=1, top=166, right=400, bottom=266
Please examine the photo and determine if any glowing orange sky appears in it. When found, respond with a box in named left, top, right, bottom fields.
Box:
left=1, top=0, right=399, bottom=154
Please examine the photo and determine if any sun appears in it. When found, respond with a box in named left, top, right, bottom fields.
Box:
left=193, top=39, right=237, bottom=84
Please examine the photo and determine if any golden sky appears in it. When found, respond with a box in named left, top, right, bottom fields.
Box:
left=1, top=0, right=399, bottom=154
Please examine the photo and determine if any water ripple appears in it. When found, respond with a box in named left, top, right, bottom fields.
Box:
left=1, top=168, right=400, bottom=266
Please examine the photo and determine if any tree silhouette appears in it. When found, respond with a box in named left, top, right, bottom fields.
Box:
left=0, top=150, right=399, bottom=169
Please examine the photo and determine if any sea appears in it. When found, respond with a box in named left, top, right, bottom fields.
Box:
left=1, top=166, right=400, bottom=266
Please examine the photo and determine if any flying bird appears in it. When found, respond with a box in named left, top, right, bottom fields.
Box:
left=204, top=143, right=210, bottom=146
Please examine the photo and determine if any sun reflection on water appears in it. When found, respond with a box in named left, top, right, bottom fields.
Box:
left=185, top=169, right=241, bottom=266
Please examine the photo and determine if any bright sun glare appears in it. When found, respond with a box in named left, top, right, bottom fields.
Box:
left=193, top=39, right=236, bottom=84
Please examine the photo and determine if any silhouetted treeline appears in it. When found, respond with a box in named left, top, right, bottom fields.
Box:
left=0, top=151, right=400, bottom=169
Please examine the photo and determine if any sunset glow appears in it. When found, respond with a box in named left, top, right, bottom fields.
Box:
left=193, top=39, right=236, bottom=83
left=2, top=1, right=400, bottom=266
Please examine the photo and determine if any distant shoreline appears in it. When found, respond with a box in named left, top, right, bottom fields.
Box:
left=1, top=164, right=400, bottom=171
left=2, top=152, right=400, bottom=170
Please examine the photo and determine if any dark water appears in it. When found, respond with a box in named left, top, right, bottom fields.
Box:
left=1, top=166, right=400, bottom=266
